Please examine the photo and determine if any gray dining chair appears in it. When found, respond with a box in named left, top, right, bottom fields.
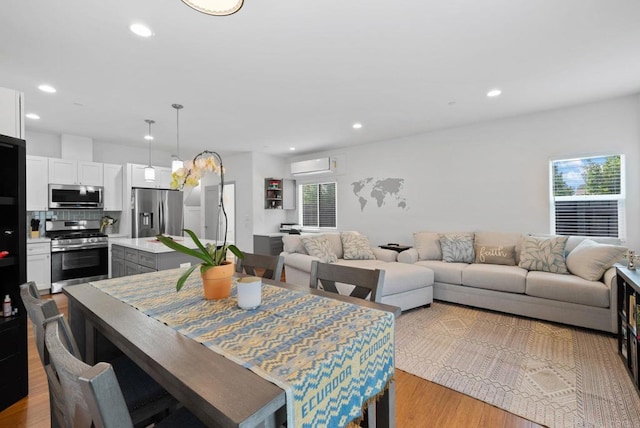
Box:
left=236, top=252, right=284, bottom=281
left=309, top=261, right=386, bottom=302
left=19, top=283, right=175, bottom=428
left=44, top=315, right=206, bottom=428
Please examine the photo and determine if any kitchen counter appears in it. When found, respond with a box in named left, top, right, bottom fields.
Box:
left=110, top=236, right=226, bottom=254
left=27, top=237, right=51, bottom=243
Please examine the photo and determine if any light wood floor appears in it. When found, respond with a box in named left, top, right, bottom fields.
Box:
left=0, top=293, right=542, bottom=428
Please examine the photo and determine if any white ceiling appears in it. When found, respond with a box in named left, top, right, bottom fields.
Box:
left=1, top=0, right=640, bottom=158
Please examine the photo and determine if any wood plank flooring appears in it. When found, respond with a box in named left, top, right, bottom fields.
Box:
left=0, top=293, right=542, bottom=428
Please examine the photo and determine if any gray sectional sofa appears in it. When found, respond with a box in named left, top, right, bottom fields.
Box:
left=281, top=232, right=434, bottom=311
left=398, top=231, right=626, bottom=333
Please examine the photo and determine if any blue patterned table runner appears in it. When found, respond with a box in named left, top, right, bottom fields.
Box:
left=91, top=269, right=395, bottom=427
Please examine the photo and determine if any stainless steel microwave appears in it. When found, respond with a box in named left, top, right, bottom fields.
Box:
left=49, top=184, right=104, bottom=209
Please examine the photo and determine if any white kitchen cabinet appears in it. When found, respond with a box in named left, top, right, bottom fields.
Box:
left=49, top=158, right=103, bottom=185
left=26, top=155, right=49, bottom=211
left=103, top=163, right=123, bottom=211
left=0, top=87, right=24, bottom=139
left=27, top=242, right=51, bottom=293
left=130, top=164, right=173, bottom=189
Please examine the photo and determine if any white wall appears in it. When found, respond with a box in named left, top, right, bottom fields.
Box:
left=295, top=94, right=640, bottom=249
left=251, top=153, right=290, bottom=236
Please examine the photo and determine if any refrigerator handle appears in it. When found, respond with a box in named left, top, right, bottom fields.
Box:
left=159, top=200, right=165, bottom=234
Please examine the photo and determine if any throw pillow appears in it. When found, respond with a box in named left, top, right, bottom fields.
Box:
left=474, top=244, right=516, bottom=266
left=301, top=236, right=338, bottom=263
left=413, top=231, right=442, bottom=260
left=439, top=233, right=475, bottom=263
left=341, top=233, right=376, bottom=260
left=518, top=235, right=569, bottom=274
left=566, top=239, right=627, bottom=281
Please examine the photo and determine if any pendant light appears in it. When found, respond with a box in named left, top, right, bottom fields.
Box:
left=144, top=119, right=156, bottom=182
left=181, top=0, right=243, bottom=16
left=171, top=104, right=184, bottom=173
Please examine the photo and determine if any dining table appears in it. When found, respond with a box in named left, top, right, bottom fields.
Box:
left=64, top=268, right=400, bottom=428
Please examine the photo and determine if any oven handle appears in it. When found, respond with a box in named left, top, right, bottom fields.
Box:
left=51, top=243, right=108, bottom=252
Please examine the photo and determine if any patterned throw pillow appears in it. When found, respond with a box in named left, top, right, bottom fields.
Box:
left=439, top=233, right=475, bottom=263
left=474, top=244, right=516, bottom=266
left=301, top=236, right=338, bottom=263
left=518, top=235, right=569, bottom=274
left=341, top=233, right=376, bottom=260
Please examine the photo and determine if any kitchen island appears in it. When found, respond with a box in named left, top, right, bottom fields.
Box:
left=110, top=236, right=226, bottom=278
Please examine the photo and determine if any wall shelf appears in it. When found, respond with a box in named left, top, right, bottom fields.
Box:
left=264, top=178, right=296, bottom=210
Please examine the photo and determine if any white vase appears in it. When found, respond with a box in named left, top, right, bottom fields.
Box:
left=237, top=276, right=262, bottom=309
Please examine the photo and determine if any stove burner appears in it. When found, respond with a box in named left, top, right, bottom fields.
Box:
left=47, top=231, right=107, bottom=240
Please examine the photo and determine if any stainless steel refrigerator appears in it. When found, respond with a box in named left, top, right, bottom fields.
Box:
left=131, top=188, right=184, bottom=238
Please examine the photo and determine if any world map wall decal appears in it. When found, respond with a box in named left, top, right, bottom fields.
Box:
left=351, top=178, right=408, bottom=212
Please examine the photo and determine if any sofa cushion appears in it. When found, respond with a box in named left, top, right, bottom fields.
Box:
left=341, top=233, right=376, bottom=260
left=439, top=233, right=475, bottom=263
left=565, top=235, right=623, bottom=255
left=475, top=231, right=523, bottom=264
left=462, top=264, right=527, bottom=293
left=526, top=271, right=610, bottom=308
left=415, top=260, right=467, bottom=285
left=334, top=260, right=434, bottom=295
left=566, top=239, right=627, bottom=281
left=474, top=244, right=516, bottom=266
left=282, top=234, right=307, bottom=254
left=301, top=236, right=338, bottom=263
left=518, top=235, right=569, bottom=274
left=413, top=231, right=442, bottom=261
left=324, top=233, right=344, bottom=259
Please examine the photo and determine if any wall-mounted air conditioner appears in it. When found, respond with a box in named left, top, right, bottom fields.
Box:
left=290, top=157, right=332, bottom=175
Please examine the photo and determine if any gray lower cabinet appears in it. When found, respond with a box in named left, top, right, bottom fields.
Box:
left=253, top=235, right=284, bottom=256
left=111, top=244, right=202, bottom=278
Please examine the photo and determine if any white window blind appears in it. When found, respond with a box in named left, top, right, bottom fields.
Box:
left=550, top=155, right=624, bottom=238
left=300, top=182, right=337, bottom=228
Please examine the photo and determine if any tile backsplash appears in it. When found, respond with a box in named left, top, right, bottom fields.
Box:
left=27, top=210, right=122, bottom=235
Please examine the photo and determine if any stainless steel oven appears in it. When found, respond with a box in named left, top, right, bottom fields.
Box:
left=46, top=220, right=108, bottom=293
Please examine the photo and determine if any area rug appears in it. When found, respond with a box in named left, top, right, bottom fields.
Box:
left=395, top=302, right=640, bottom=428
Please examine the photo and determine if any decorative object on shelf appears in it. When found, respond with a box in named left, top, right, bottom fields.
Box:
left=171, top=104, right=184, bottom=173
left=160, top=150, right=243, bottom=298
left=156, top=229, right=242, bottom=299
left=144, top=119, right=156, bottom=182
left=625, top=250, right=640, bottom=270
left=181, top=0, right=244, bottom=16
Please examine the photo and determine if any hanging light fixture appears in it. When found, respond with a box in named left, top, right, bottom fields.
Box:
left=181, top=0, right=243, bottom=16
left=171, top=104, right=184, bottom=173
left=144, top=119, right=156, bottom=182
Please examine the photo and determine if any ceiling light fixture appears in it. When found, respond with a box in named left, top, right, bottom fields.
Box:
left=289, top=147, right=296, bottom=151
left=352, top=123, right=363, bottom=129
left=38, top=84, right=56, bottom=93
left=144, top=119, right=156, bottom=182
left=181, top=0, right=244, bottom=16
left=130, top=23, right=153, bottom=37
left=25, top=113, right=40, bottom=120
left=171, top=104, right=184, bottom=173
left=487, top=89, right=502, bottom=98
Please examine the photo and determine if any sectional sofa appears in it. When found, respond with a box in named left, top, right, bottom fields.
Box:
left=281, top=232, right=435, bottom=311
left=398, top=231, right=626, bottom=333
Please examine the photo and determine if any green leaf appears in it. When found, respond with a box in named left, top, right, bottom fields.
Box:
left=176, top=264, right=199, bottom=292
left=228, top=245, right=244, bottom=259
left=155, top=234, right=213, bottom=265
left=183, top=229, right=209, bottom=255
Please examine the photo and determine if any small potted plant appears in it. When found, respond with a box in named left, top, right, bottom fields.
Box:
left=156, top=230, right=242, bottom=299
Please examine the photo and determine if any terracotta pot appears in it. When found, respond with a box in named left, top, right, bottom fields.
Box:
left=201, top=262, right=235, bottom=300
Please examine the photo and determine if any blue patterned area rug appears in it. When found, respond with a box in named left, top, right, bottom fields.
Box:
left=395, top=302, right=640, bottom=428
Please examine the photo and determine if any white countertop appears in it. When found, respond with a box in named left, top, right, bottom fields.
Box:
left=27, top=237, right=51, bottom=243
left=110, top=236, right=227, bottom=254
left=255, top=232, right=318, bottom=238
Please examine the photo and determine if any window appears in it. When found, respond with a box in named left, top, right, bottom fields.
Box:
left=550, top=155, right=625, bottom=238
left=299, top=182, right=337, bottom=228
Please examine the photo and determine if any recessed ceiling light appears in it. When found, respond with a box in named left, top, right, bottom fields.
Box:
left=487, top=89, right=502, bottom=98
left=289, top=147, right=296, bottom=151
left=38, top=84, right=56, bottom=93
left=144, top=134, right=154, bottom=141
left=25, top=113, right=40, bottom=120
left=130, top=23, right=153, bottom=38
left=352, top=123, right=363, bottom=129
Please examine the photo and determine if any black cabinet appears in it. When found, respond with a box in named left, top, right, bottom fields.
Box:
left=0, top=134, right=28, bottom=410
left=616, top=266, right=640, bottom=392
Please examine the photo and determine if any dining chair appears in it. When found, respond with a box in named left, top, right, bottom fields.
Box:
left=236, top=252, right=284, bottom=281
left=309, top=261, right=386, bottom=302
left=44, top=315, right=206, bottom=428
left=19, top=283, right=176, bottom=428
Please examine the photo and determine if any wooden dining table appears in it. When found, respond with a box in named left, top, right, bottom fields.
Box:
left=64, top=270, right=400, bottom=428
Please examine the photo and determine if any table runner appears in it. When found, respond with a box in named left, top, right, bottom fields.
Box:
left=91, top=269, right=394, bottom=427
